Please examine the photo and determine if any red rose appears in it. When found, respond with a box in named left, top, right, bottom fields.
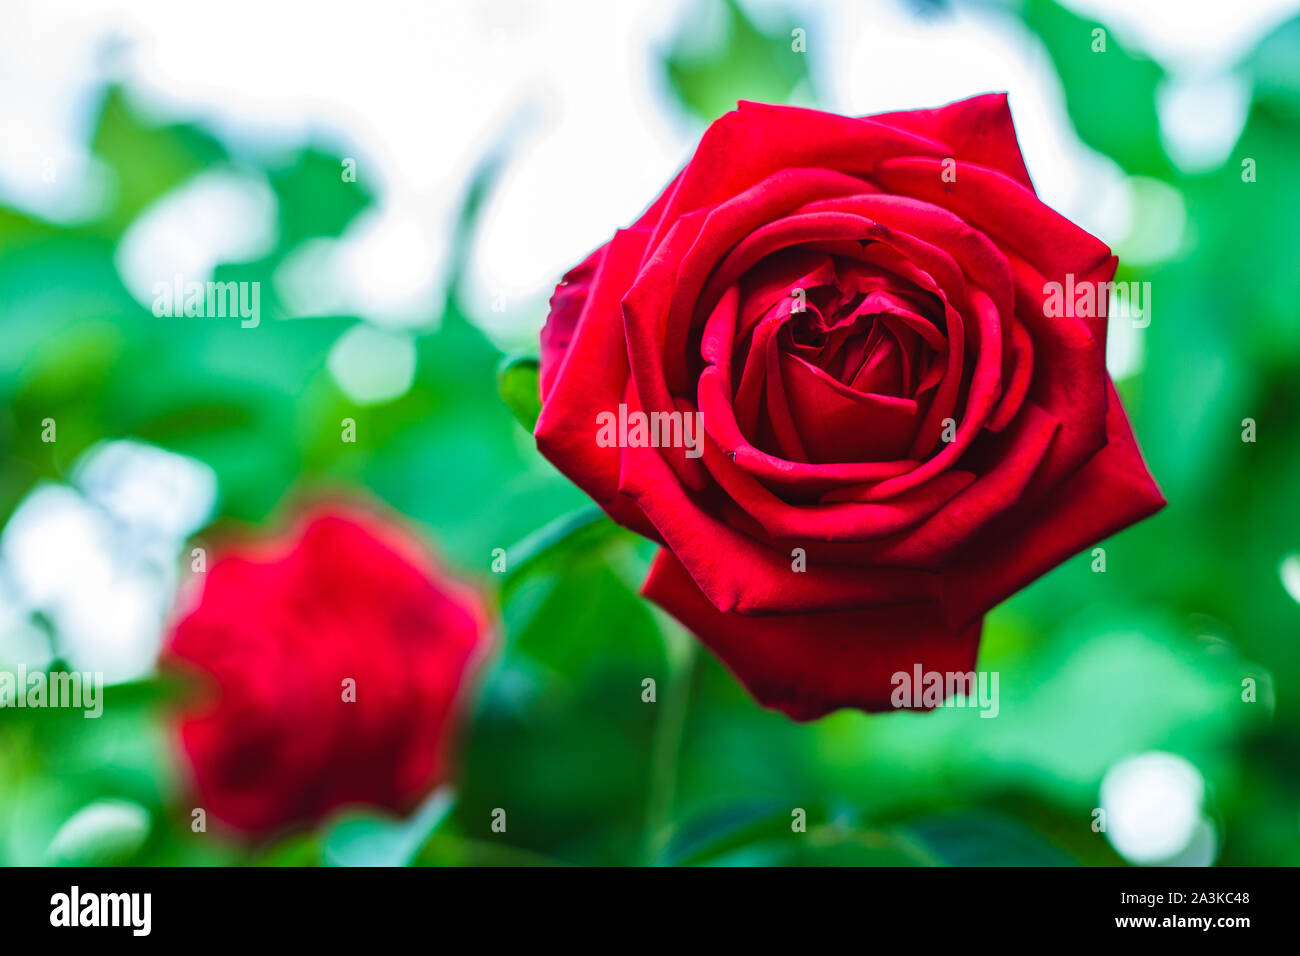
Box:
left=536, top=95, right=1164, bottom=720
left=164, top=506, right=490, bottom=836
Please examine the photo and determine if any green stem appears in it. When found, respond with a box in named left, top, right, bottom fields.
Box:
left=641, top=616, right=698, bottom=866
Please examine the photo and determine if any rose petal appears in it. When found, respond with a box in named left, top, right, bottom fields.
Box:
left=617, top=434, right=940, bottom=614
left=702, top=434, right=974, bottom=542
left=643, top=549, right=983, bottom=720
left=871, top=92, right=1035, bottom=192
left=646, top=101, right=950, bottom=251
left=945, top=379, right=1165, bottom=623
left=872, top=157, right=1112, bottom=285
left=535, top=227, right=662, bottom=538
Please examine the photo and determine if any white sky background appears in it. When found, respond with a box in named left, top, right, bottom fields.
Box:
left=1, top=0, right=1297, bottom=344
left=0, top=0, right=1297, bottom=688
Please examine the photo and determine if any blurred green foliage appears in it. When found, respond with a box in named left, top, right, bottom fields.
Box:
left=664, top=0, right=812, bottom=119
left=1, top=1, right=1298, bottom=867
left=1022, top=0, right=1173, bottom=179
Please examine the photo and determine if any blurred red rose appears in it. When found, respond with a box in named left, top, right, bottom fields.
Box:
left=536, top=94, right=1164, bottom=720
left=164, top=505, right=490, bottom=837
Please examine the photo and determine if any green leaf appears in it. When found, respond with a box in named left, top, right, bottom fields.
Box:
left=1021, top=0, right=1171, bottom=178
left=1243, top=14, right=1300, bottom=120
left=321, top=786, right=455, bottom=867
left=901, top=811, right=1077, bottom=866
left=46, top=799, right=152, bottom=866
left=249, top=832, right=321, bottom=867
left=661, top=801, right=792, bottom=866
left=89, top=87, right=227, bottom=235
left=496, top=354, right=541, bottom=432
left=501, top=504, right=612, bottom=583
left=268, top=149, right=374, bottom=250
left=680, top=820, right=940, bottom=867
left=663, top=0, right=810, bottom=121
